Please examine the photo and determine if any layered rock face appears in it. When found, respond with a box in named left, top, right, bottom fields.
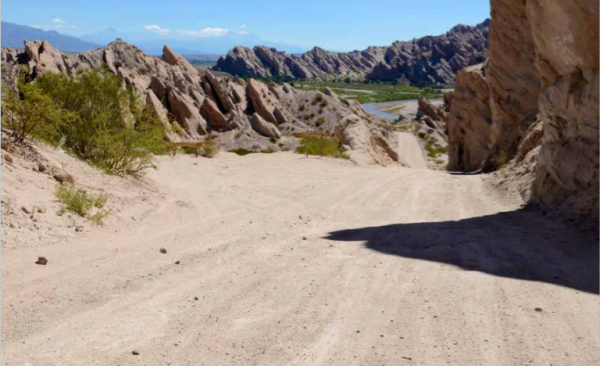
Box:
left=214, top=20, right=489, bottom=85
left=1, top=40, right=401, bottom=166
left=527, top=0, right=599, bottom=211
left=447, top=0, right=599, bottom=213
left=447, top=63, right=493, bottom=171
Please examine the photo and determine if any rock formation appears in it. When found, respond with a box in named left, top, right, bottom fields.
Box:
left=447, top=0, right=599, bottom=213
left=214, top=20, right=490, bottom=85
left=1, top=40, right=401, bottom=166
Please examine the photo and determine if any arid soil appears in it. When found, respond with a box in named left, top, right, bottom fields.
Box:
left=1, top=144, right=598, bottom=365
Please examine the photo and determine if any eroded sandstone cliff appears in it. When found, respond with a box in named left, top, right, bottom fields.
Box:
left=447, top=0, right=599, bottom=213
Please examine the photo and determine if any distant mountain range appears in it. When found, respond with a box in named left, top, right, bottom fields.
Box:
left=1, top=21, right=307, bottom=57
left=1, top=22, right=100, bottom=52
left=214, top=20, right=490, bottom=85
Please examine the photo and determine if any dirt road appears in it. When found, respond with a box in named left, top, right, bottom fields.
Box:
left=396, top=132, right=428, bottom=169
left=2, top=152, right=598, bottom=366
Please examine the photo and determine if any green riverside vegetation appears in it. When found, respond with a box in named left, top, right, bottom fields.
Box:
left=290, top=80, right=445, bottom=104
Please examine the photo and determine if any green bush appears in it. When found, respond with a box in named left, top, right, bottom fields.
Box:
left=298, top=104, right=306, bottom=112
left=311, top=94, right=324, bottom=105
left=316, top=117, right=326, bottom=127
left=24, top=68, right=173, bottom=175
left=200, top=138, right=218, bottom=158
left=1, top=80, right=57, bottom=142
left=229, top=148, right=255, bottom=156
left=55, top=183, right=109, bottom=223
left=295, top=136, right=349, bottom=159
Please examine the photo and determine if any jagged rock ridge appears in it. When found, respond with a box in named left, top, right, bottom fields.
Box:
left=213, top=20, right=490, bottom=85
left=1, top=40, right=402, bottom=166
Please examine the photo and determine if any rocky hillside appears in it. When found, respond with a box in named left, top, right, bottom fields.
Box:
left=213, top=20, right=490, bottom=85
left=1, top=40, right=401, bottom=166
left=446, top=0, right=598, bottom=214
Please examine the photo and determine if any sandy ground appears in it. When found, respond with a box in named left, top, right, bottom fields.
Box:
left=2, top=147, right=599, bottom=366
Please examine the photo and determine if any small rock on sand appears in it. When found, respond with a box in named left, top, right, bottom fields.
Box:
left=35, top=257, right=48, bottom=265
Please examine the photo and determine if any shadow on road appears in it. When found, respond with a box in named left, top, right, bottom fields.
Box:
left=325, top=209, right=599, bottom=294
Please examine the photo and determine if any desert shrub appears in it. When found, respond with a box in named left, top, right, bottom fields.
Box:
left=29, top=68, right=173, bottom=175
left=295, top=136, right=349, bottom=159
left=55, top=183, right=109, bottom=223
left=229, top=148, right=255, bottom=156
left=1, top=81, right=57, bottom=142
left=492, top=150, right=508, bottom=168
left=316, top=117, right=326, bottom=127
left=200, top=138, right=218, bottom=158
left=298, top=104, right=306, bottom=112
left=424, top=143, right=449, bottom=158
left=311, top=94, right=324, bottom=105
left=181, top=146, right=199, bottom=155
left=319, top=100, right=328, bottom=108
left=138, top=67, right=148, bottom=75
left=417, top=132, right=427, bottom=140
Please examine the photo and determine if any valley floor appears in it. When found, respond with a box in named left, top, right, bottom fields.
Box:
left=2, top=148, right=598, bottom=365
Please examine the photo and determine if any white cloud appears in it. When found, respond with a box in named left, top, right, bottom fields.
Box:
left=52, top=18, right=66, bottom=24
left=237, top=25, right=248, bottom=36
left=144, top=25, right=170, bottom=36
left=144, top=25, right=230, bottom=38
left=32, top=25, right=42, bottom=29
left=176, top=27, right=229, bottom=37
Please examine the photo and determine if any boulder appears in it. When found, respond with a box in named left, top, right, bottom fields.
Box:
left=201, top=98, right=235, bottom=131
left=250, top=113, right=281, bottom=140
left=247, top=79, right=278, bottom=124
left=167, top=88, right=208, bottom=137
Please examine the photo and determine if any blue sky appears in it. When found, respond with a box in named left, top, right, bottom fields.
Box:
left=3, top=0, right=490, bottom=51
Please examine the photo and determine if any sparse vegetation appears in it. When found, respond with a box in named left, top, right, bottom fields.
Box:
left=298, top=104, right=306, bottom=112
left=424, top=142, right=448, bottom=159
left=55, top=183, right=110, bottom=223
left=491, top=150, right=508, bottom=169
left=295, top=136, right=349, bottom=159
left=138, top=67, right=148, bottom=75
left=316, top=117, right=326, bottom=127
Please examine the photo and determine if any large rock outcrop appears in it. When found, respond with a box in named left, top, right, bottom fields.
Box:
left=335, top=115, right=404, bottom=167
left=447, top=63, right=493, bottom=171
left=447, top=0, right=598, bottom=213
left=214, top=20, right=490, bottom=85
left=2, top=40, right=400, bottom=165
left=527, top=0, right=599, bottom=212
